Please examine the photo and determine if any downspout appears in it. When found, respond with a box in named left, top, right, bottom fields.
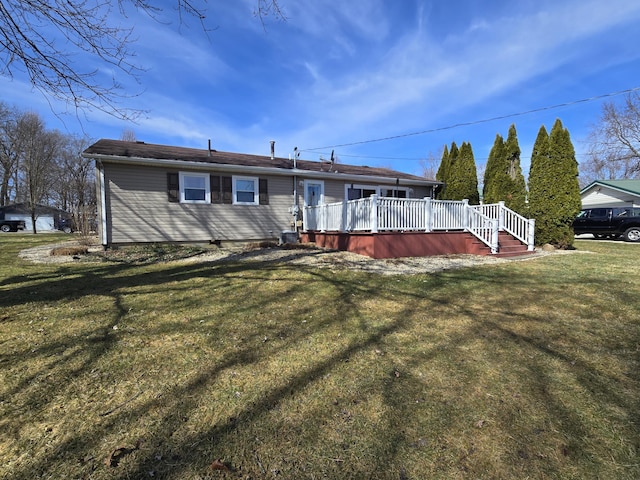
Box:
left=97, top=160, right=108, bottom=247
left=292, top=148, right=299, bottom=230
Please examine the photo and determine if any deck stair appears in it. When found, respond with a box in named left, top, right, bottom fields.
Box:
left=466, top=231, right=531, bottom=257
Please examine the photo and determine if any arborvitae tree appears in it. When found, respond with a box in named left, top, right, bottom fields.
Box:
left=447, top=142, right=479, bottom=203
left=483, top=134, right=504, bottom=204
left=528, top=119, right=581, bottom=247
left=442, top=142, right=459, bottom=199
left=435, top=144, right=449, bottom=199
left=528, top=125, right=553, bottom=244
left=502, top=124, right=527, bottom=214
left=549, top=119, right=581, bottom=245
left=483, top=125, right=527, bottom=212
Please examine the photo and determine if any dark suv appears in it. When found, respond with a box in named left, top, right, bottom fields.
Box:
left=572, top=207, right=640, bottom=242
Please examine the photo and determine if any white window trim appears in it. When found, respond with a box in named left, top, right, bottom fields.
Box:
left=233, top=176, right=259, bottom=205
left=179, top=172, right=210, bottom=204
left=303, top=179, right=325, bottom=206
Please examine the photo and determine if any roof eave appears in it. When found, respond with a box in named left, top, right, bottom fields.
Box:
left=82, top=153, right=440, bottom=187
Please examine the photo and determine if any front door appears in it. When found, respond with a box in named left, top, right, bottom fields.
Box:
left=303, top=180, right=324, bottom=231
left=305, top=180, right=324, bottom=207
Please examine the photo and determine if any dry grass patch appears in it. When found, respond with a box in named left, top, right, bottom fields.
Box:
left=1, top=236, right=639, bottom=479
left=50, top=245, right=89, bottom=256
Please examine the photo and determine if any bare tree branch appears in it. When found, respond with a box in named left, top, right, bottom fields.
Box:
left=584, top=92, right=640, bottom=182
left=0, top=1, right=284, bottom=121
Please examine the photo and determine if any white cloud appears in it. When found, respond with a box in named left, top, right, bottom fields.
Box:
left=280, top=0, right=640, bottom=151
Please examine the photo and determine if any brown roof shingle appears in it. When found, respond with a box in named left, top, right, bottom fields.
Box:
left=83, top=139, right=434, bottom=182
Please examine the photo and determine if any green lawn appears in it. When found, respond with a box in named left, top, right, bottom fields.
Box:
left=1, top=234, right=638, bottom=479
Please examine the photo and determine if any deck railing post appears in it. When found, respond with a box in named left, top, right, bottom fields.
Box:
left=527, top=218, right=536, bottom=251
left=462, top=199, right=470, bottom=230
left=498, top=201, right=506, bottom=231
left=341, top=199, right=347, bottom=232
left=370, top=194, right=379, bottom=233
left=302, top=205, right=308, bottom=232
left=424, top=197, right=432, bottom=232
left=320, top=203, right=327, bottom=233
left=491, top=219, right=499, bottom=254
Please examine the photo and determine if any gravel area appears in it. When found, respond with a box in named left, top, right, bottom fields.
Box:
left=18, top=240, right=555, bottom=275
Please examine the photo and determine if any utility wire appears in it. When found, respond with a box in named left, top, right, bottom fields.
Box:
left=302, top=86, right=640, bottom=153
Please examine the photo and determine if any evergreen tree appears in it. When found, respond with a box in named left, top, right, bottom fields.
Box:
left=528, top=125, right=552, bottom=243
left=483, top=125, right=527, bottom=212
left=435, top=144, right=449, bottom=200
left=483, top=134, right=504, bottom=204
left=502, top=124, right=527, bottom=214
left=447, top=142, right=479, bottom=203
left=442, top=142, right=459, bottom=199
left=528, top=120, right=581, bottom=246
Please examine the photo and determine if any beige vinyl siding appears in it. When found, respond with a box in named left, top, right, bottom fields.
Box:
left=103, top=163, right=294, bottom=244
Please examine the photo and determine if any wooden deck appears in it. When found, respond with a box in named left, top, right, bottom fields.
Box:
left=300, top=230, right=530, bottom=259
left=301, top=197, right=535, bottom=259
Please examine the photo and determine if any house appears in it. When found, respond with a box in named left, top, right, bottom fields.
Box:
left=580, top=180, right=640, bottom=209
left=82, top=139, right=441, bottom=248
left=0, top=203, right=68, bottom=232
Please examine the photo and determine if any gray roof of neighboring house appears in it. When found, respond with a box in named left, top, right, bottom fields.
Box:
left=581, top=179, right=640, bottom=196
left=0, top=203, right=66, bottom=215
left=83, top=139, right=439, bottom=185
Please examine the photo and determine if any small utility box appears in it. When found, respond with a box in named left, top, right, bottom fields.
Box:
left=279, top=230, right=298, bottom=245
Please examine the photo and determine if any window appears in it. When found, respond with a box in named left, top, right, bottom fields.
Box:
left=168, top=172, right=268, bottom=205
left=233, top=176, right=259, bottom=205
left=381, top=187, right=408, bottom=198
left=589, top=208, right=608, bottom=219
left=345, top=184, right=410, bottom=200
left=347, top=185, right=377, bottom=200
left=179, top=172, right=210, bottom=203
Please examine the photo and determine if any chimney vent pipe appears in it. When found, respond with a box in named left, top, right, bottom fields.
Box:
left=270, top=140, right=275, bottom=160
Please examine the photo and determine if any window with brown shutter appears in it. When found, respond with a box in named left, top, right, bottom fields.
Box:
left=222, top=176, right=233, bottom=204
left=210, top=175, right=221, bottom=203
left=259, top=178, right=269, bottom=205
left=167, top=172, right=179, bottom=202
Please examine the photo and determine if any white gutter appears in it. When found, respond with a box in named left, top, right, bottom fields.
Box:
left=82, top=153, right=441, bottom=188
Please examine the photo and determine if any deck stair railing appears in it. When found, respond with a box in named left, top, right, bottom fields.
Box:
left=304, top=196, right=535, bottom=254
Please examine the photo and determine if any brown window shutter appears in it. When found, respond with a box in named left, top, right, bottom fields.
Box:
left=210, top=175, right=221, bottom=203
left=259, top=179, right=269, bottom=205
left=167, top=172, right=179, bottom=202
left=222, top=176, right=233, bottom=204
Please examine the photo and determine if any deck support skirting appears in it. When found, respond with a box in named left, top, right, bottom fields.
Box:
left=300, top=231, right=492, bottom=259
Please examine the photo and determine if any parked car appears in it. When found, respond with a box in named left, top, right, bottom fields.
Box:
left=572, top=207, right=640, bottom=242
left=0, top=219, right=26, bottom=232
left=57, top=218, right=74, bottom=234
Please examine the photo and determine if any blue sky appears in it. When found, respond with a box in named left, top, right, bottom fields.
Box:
left=2, top=0, right=640, bottom=178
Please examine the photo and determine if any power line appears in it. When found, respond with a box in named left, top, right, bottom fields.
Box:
left=301, top=86, right=640, bottom=153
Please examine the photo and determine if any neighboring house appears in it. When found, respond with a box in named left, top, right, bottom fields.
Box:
left=0, top=203, right=68, bottom=232
left=82, top=139, right=441, bottom=247
left=580, top=180, right=640, bottom=209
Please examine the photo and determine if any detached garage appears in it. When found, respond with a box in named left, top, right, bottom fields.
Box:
left=580, top=180, right=640, bottom=209
left=0, top=203, right=66, bottom=232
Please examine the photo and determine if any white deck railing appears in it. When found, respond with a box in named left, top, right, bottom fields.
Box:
left=303, top=196, right=535, bottom=253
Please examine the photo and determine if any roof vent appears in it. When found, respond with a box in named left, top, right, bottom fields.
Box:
left=270, top=140, right=275, bottom=160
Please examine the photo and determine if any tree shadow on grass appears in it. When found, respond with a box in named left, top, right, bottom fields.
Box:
left=1, top=253, right=639, bottom=479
